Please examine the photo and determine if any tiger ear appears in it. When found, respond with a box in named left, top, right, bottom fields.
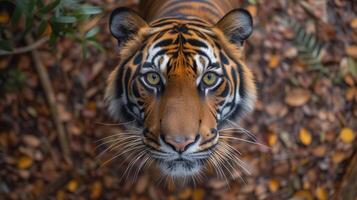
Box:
left=215, top=8, right=253, bottom=45
left=109, top=7, right=148, bottom=44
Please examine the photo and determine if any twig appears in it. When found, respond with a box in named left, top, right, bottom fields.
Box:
left=0, top=36, right=49, bottom=56
left=25, top=35, right=72, bottom=165
left=335, top=147, right=357, bottom=200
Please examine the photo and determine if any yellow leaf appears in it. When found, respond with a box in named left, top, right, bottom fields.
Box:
left=315, top=187, right=328, bottom=200
left=332, top=151, right=346, bottom=164
left=268, top=179, right=280, bottom=192
left=17, top=155, right=33, bottom=169
left=192, top=188, right=205, bottom=200
left=268, top=132, right=278, bottom=146
left=0, top=11, right=10, bottom=24
left=299, top=128, right=312, bottom=146
left=340, top=128, right=355, bottom=144
left=269, top=54, right=280, bottom=69
left=67, top=179, right=79, bottom=192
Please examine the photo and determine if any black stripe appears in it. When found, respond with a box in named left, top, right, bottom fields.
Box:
left=186, top=39, right=208, bottom=48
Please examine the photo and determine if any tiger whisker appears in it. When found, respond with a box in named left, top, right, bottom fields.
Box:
left=219, top=135, right=270, bottom=149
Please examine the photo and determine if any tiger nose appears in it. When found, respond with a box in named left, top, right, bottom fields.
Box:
left=162, top=135, right=198, bottom=152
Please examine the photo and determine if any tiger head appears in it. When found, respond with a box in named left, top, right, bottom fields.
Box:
left=106, top=7, right=256, bottom=179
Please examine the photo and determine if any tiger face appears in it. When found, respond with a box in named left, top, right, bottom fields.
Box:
left=106, top=7, right=256, bottom=178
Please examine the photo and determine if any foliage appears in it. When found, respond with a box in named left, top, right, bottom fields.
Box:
left=282, top=16, right=327, bottom=74
left=0, top=0, right=103, bottom=58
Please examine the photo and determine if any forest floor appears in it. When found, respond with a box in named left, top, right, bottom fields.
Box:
left=1, top=0, right=357, bottom=199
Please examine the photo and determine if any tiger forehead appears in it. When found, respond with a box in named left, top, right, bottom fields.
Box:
left=136, top=23, right=223, bottom=74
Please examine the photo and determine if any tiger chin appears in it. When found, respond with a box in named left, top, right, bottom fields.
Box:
left=104, top=0, right=257, bottom=183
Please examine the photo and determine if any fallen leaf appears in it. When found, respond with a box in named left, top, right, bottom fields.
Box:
left=90, top=181, right=102, bottom=199
left=331, top=151, right=346, bottom=164
left=42, top=23, right=52, bottom=36
left=339, top=128, right=355, bottom=144
left=344, top=74, right=355, bottom=86
left=312, top=145, right=326, bottom=157
left=268, top=132, right=278, bottom=146
left=23, top=135, right=41, bottom=147
left=293, top=190, right=314, bottom=200
left=351, top=18, right=357, bottom=29
left=268, top=179, right=280, bottom=192
left=285, top=88, right=311, bottom=107
left=192, top=188, right=205, bottom=200
left=315, top=187, right=328, bottom=200
left=299, top=128, right=312, bottom=146
left=136, top=175, right=148, bottom=194
left=0, top=11, right=10, bottom=24
left=178, top=188, right=192, bottom=199
left=346, top=45, right=357, bottom=59
left=269, top=54, right=281, bottom=69
left=17, top=155, right=33, bottom=169
left=67, top=179, right=79, bottom=192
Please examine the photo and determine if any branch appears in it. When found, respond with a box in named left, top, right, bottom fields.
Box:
left=0, top=36, right=49, bottom=56
left=25, top=35, right=72, bottom=165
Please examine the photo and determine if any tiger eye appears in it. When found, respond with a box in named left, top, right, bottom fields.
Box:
left=145, top=72, right=161, bottom=85
left=202, top=72, right=217, bottom=86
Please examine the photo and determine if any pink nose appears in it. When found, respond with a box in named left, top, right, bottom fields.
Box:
left=163, top=135, right=196, bottom=152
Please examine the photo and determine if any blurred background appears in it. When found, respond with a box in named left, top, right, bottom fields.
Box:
left=0, top=0, right=356, bottom=199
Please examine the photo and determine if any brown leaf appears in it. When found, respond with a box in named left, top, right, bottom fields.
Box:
left=268, top=54, right=281, bottom=69
left=351, top=18, right=357, bottom=29
left=90, top=181, right=102, bottom=199
left=315, top=187, right=328, bottom=200
left=23, top=135, right=41, bottom=147
left=17, top=155, right=33, bottom=169
left=285, top=88, right=311, bottom=107
left=67, top=179, right=79, bottom=192
left=192, top=188, right=205, bottom=200
left=268, top=179, right=280, bottom=192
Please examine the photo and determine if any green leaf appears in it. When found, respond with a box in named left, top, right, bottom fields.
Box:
left=0, top=40, right=13, bottom=51
left=37, top=20, right=48, bottom=36
left=77, top=6, right=102, bottom=15
left=11, top=5, right=22, bottom=25
left=88, top=40, right=105, bottom=53
left=85, top=27, right=99, bottom=38
left=53, top=16, right=77, bottom=23
left=38, top=0, right=61, bottom=15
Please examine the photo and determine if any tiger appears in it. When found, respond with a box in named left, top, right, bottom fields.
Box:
left=105, top=0, right=257, bottom=181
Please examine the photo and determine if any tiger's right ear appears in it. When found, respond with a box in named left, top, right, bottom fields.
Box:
left=109, top=7, right=148, bottom=44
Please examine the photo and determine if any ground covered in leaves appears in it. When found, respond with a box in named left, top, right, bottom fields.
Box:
left=1, top=0, right=357, bottom=199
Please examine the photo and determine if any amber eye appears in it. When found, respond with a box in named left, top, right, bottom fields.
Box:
left=202, top=72, right=218, bottom=86
left=145, top=72, right=161, bottom=85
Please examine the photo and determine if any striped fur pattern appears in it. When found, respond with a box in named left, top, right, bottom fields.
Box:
left=105, top=0, right=257, bottom=181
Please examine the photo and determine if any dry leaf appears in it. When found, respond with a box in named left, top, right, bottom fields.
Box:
left=23, top=135, right=41, bottom=147
left=268, top=179, right=280, bottom=192
left=42, top=24, right=52, bottom=36
left=67, top=179, right=79, bottom=192
left=178, top=188, right=192, bottom=199
left=285, top=88, right=311, bottom=106
left=346, top=45, right=357, bottom=59
left=269, top=54, right=280, bottom=69
left=315, top=187, right=328, bottom=200
left=0, top=11, right=10, bottom=24
left=90, top=181, right=102, bottom=199
left=331, top=151, right=346, bottom=164
left=17, top=155, right=33, bottom=169
left=339, top=128, right=355, bottom=144
left=351, top=18, right=357, bottom=29
left=192, top=188, right=205, bottom=200
left=268, top=132, right=278, bottom=146
left=312, top=145, right=326, bottom=157
left=299, top=128, right=312, bottom=146
left=136, top=175, right=148, bottom=194
left=293, top=190, right=314, bottom=200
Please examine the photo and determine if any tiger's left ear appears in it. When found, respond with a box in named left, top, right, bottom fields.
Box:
left=215, top=8, right=253, bottom=45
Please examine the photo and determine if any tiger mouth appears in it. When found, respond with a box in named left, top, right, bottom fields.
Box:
left=157, top=159, right=204, bottom=177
